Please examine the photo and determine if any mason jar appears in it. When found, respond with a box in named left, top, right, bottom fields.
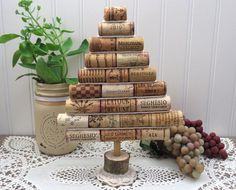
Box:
left=34, top=82, right=78, bottom=155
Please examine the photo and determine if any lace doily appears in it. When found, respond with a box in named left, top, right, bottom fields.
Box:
left=0, top=136, right=235, bottom=190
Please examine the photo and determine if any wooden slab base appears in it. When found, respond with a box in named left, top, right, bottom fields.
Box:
left=104, top=150, right=130, bottom=174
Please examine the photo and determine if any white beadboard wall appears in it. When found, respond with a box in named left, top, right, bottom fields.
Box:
left=0, top=0, right=236, bottom=136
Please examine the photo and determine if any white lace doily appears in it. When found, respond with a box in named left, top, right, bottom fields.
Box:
left=0, top=136, right=236, bottom=190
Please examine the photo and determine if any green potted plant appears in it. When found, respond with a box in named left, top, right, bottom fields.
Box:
left=0, top=0, right=88, bottom=155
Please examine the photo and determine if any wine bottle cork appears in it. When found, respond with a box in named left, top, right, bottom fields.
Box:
left=98, top=22, right=134, bottom=36
left=106, top=69, right=129, bottom=83
left=117, top=52, right=149, bottom=67
left=101, top=130, right=135, bottom=141
left=69, top=84, right=101, bottom=99
left=120, top=114, right=151, bottom=128
left=136, top=96, right=171, bottom=112
left=85, top=53, right=116, bottom=68
left=136, top=128, right=165, bottom=140
left=102, top=84, right=134, bottom=97
left=88, top=115, right=120, bottom=128
left=129, top=67, right=156, bottom=82
left=84, top=52, right=149, bottom=68
left=134, top=81, right=167, bottom=96
left=65, top=99, right=100, bottom=113
left=104, top=7, right=127, bottom=21
left=89, top=37, right=144, bottom=52
left=78, top=69, right=105, bottom=83
left=101, top=99, right=136, bottom=113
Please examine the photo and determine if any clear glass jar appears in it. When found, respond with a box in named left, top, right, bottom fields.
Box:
left=34, top=82, right=77, bottom=155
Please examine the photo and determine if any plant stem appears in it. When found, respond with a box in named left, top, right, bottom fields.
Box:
left=27, top=9, right=68, bottom=79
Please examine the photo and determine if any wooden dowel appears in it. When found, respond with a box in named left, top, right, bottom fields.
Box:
left=113, top=141, right=121, bottom=156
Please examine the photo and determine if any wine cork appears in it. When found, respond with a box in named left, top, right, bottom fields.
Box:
left=101, top=99, right=136, bottom=113
left=102, top=84, right=134, bottom=97
left=136, top=128, right=164, bottom=140
left=136, top=96, right=171, bottom=112
left=116, top=37, right=144, bottom=51
left=98, top=22, right=134, bottom=36
left=84, top=52, right=149, bottom=68
left=106, top=69, right=129, bottom=83
left=57, top=114, right=88, bottom=128
left=88, top=115, right=120, bottom=128
left=66, top=130, right=100, bottom=142
left=129, top=67, right=156, bottom=82
left=134, top=81, right=167, bottom=96
left=101, top=130, right=135, bottom=141
left=117, top=52, right=149, bottom=67
left=104, top=7, right=127, bottom=21
left=85, top=53, right=116, bottom=68
left=65, top=99, right=100, bottom=113
left=89, top=37, right=144, bottom=52
left=120, top=114, right=151, bottom=128
left=78, top=69, right=105, bottom=83
left=69, top=84, right=101, bottom=99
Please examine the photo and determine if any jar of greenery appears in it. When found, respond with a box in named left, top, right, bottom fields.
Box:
left=0, top=0, right=88, bottom=155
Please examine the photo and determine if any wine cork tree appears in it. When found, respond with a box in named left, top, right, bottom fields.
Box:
left=57, top=6, right=184, bottom=187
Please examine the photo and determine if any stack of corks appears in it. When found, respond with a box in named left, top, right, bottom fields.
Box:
left=57, top=6, right=184, bottom=148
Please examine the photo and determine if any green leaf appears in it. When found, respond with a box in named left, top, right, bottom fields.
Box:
left=18, top=62, right=36, bottom=70
left=34, top=46, right=47, bottom=56
left=46, top=43, right=60, bottom=51
left=18, top=0, right=32, bottom=8
left=66, top=39, right=88, bottom=56
left=61, top=29, right=74, bottom=33
left=16, top=72, right=38, bottom=81
left=20, top=55, right=34, bottom=64
left=36, top=58, right=61, bottom=83
left=56, top=17, right=61, bottom=24
left=31, top=29, right=44, bottom=36
left=19, top=41, right=33, bottom=57
left=12, top=50, right=21, bottom=67
left=65, top=78, right=78, bottom=85
left=0, top=34, right=20, bottom=43
left=62, top=37, right=72, bottom=53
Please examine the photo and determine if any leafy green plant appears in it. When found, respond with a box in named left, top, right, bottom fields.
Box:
left=0, top=0, right=88, bottom=84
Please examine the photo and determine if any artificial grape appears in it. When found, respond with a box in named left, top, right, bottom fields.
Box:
left=194, top=149, right=200, bottom=156
left=183, top=132, right=190, bottom=138
left=219, top=149, right=228, bottom=160
left=203, top=142, right=209, bottom=149
left=191, top=121, right=197, bottom=127
left=181, top=146, right=189, bottom=155
left=205, top=135, right=212, bottom=142
left=190, top=134, right=198, bottom=142
left=199, top=146, right=204, bottom=154
left=217, top=142, right=225, bottom=149
left=184, top=119, right=191, bottom=127
left=189, top=158, right=197, bottom=167
left=166, top=146, right=172, bottom=151
left=183, top=164, right=193, bottom=174
left=209, top=140, right=216, bottom=147
left=202, top=132, right=208, bottom=138
left=187, top=142, right=195, bottom=150
left=192, top=170, right=201, bottom=179
left=196, top=120, right=203, bottom=127
left=183, top=155, right=191, bottom=163
left=172, top=149, right=180, bottom=157
left=178, top=158, right=186, bottom=168
left=196, top=132, right=202, bottom=139
left=199, top=139, right=204, bottom=146
left=181, top=136, right=189, bottom=144
left=170, top=126, right=178, bottom=135
left=173, top=142, right=181, bottom=150
left=188, top=151, right=194, bottom=158
left=211, top=146, right=219, bottom=154
left=188, top=127, right=196, bottom=134
left=210, top=132, right=216, bottom=138
left=174, top=134, right=182, bottom=143
left=213, top=136, right=220, bottom=144
left=194, top=141, right=200, bottom=148
left=178, top=125, right=186, bottom=134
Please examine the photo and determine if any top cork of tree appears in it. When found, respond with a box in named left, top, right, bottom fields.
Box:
left=104, top=7, right=127, bottom=21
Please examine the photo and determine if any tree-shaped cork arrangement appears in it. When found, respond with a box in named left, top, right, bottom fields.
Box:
left=57, top=6, right=184, bottom=187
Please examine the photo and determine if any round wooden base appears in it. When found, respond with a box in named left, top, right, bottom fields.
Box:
left=96, top=166, right=137, bottom=187
left=104, top=150, right=130, bottom=174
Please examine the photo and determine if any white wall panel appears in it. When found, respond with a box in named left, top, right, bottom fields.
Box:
left=0, top=0, right=236, bottom=136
